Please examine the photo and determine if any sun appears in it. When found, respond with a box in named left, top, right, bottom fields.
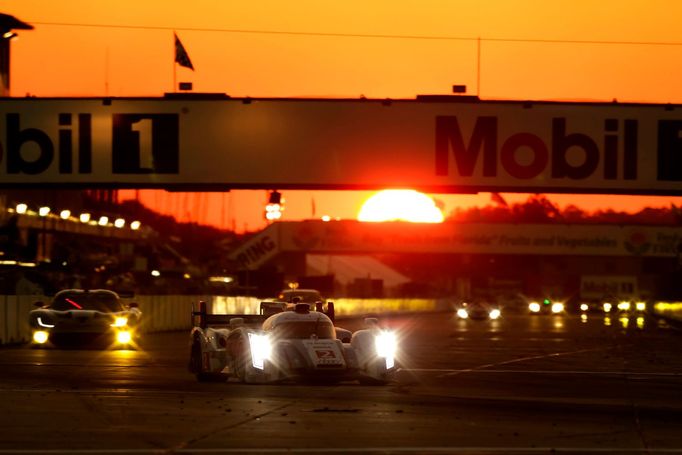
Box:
left=357, top=190, right=444, bottom=223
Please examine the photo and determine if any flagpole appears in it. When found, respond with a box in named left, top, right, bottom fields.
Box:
left=172, top=32, right=176, bottom=92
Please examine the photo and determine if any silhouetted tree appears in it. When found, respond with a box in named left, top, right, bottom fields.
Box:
left=447, top=194, right=679, bottom=226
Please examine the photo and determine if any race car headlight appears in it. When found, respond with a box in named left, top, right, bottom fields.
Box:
left=37, top=317, right=55, bottom=328
left=111, top=317, right=128, bottom=327
left=116, top=330, right=132, bottom=344
left=456, top=308, right=468, bottom=319
left=603, top=302, right=613, bottom=313
left=635, top=301, right=646, bottom=312
left=375, top=331, right=397, bottom=369
left=580, top=303, right=589, bottom=312
left=248, top=332, right=272, bottom=370
left=529, top=302, right=541, bottom=313
left=489, top=309, right=501, bottom=320
left=551, top=302, right=564, bottom=313
left=33, top=330, right=49, bottom=344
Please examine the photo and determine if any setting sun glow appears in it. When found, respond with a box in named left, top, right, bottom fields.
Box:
left=357, top=190, right=444, bottom=223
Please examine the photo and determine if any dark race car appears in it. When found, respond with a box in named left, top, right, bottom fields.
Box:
left=527, top=297, right=565, bottom=315
left=455, top=300, right=502, bottom=321
left=29, top=289, right=141, bottom=348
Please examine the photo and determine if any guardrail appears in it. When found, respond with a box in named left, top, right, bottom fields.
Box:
left=0, top=295, right=448, bottom=346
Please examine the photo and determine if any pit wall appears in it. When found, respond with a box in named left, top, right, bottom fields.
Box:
left=0, top=295, right=447, bottom=345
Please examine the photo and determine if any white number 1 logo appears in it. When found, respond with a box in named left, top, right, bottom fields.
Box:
left=131, top=118, right=153, bottom=170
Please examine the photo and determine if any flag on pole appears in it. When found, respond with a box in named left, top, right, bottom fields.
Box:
left=174, top=33, right=194, bottom=70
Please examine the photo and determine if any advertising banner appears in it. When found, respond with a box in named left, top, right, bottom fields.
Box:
left=1, top=97, right=682, bottom=194
left=276, top=220, right=682, bottom=257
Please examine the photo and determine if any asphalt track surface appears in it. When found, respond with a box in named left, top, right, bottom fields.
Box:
left=1, top=311, right=682, bottom=454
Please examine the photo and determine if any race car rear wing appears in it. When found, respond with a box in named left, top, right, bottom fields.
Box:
left=191, top=301, right=267, bottom=329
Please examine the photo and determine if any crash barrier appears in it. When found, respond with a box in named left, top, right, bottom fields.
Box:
left=652, top=301, right=682, bottom=327
left=0, top=295, right=447, bottom=345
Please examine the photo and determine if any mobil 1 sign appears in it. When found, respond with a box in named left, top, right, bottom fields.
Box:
left=0, top=99, right=181, bottom=184
left=0, top=97, right=681, bottom=194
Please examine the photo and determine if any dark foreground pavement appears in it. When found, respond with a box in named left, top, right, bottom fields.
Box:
left=1, top=311, right=681, bottom=454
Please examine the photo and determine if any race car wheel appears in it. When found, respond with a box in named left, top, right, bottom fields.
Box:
left=190, top=340, right=226, bottom=383
left=232, top=352, right=249, bottom=382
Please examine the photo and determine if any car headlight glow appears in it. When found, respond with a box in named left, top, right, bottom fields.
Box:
left=529, top=302, right=541, bottom=312
left=375, top=331, right=397, bottom=369
left=580, top=303, right=589, bottom=312
left=618, top=301, right=631, bottom=311
left=551, top=302, right=564, bottom=313
left=33, top=330, right=49, bottom=344
left=635, top=301, right=646, bottom=312
left=489, top=309, right=501, bottom=320
left=111, top=317, right=128, bottom=327
left=603, top=302, right=613, bottom=313
left=456, top=308, right=468, bottom=319
left=116, top=330, right=132, bottom=344
left=248, top=332, right=272, bottom=370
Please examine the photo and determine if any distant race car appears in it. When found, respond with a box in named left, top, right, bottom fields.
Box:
left=277, top=289, right=324, bottom=303
left=188, top=301, right=397, bottom=384
left=528, top=298, right=565, bottom=315
left=29, top=289, right=141, bottom=348
left=455, top=300, right=501, bottom=320
left=260, top=288, right=335, bottom=320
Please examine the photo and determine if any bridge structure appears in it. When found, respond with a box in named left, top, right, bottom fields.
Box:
left=1, top=95, right=682, bottom=194
left=1, top=94, right=682, bottom=301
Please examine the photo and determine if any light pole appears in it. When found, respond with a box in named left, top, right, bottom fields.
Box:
left=0, top=13, right=33, bottom=96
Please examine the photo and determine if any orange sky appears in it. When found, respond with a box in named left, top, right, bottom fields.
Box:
left=5, top=0, right=682, bottom=231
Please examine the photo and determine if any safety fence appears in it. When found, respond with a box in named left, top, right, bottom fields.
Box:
left=0, top=295, right=448, bottom=346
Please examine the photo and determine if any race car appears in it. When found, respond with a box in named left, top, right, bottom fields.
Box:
left=260, top=288, right=335, bottom=321
left=188, top=301, right=397, bottom=384
left=528, top=297, right=565, bottom=315
left=455, top=300, right=501, bottom=320
left=29, top=289, right=141, bottom=348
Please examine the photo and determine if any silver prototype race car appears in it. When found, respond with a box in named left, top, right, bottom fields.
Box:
left=188, top=301, right=398, bottom=384
left=29, top=289, right=141, bottom=348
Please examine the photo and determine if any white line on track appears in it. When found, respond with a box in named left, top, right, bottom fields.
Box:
left=435, top=346, right=613, bottom=377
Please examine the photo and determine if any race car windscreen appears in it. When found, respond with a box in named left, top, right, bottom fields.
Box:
left=50, top=292, right=124, bottom=312
left=272, top=320, right=335, bottom=339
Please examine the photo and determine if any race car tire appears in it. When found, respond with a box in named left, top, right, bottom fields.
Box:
left=233, top=352, right=249, bottom=382
left=190, top=340, right=227, bottom=382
